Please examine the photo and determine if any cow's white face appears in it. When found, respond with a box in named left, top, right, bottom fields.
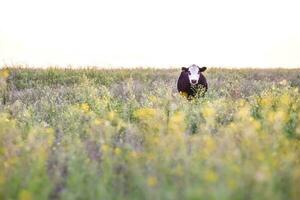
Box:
left=187, top=65, right=200, bottom=85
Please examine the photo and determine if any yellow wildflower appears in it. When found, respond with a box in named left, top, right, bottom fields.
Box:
left=133, top=108, right=163, bottom=132
left=260, top=96, right=272, bottom=108
left=237, top=106, right=250, bottom=119
left=147, top=153, right=156, bottom=161
left=147, top=176, right=158, bottom=187
left=129, top=151, right=140, bottom=159
left=238, top=99, right=246, bottom=107
left=268, top=110, right=287, bottom=125
left=202, top=135, right=216, bottom=153
left=0, top=69, right=9, bottom=79
left=133, top=108, right=157, bottom=119
left=256, top=152, right=265, bottom=161
left=204, top=170, right=218, bottom=183
left=107, top=111, right=115, bottom=121
left=180, top=91, right=188, bottom=98
left=80, top=103, right=90, bottom=112
left=279, top=93, right=290, bottom=107
left=149, top=95, right=158, bottom=102
left=101, top=144, right=110, bottom=153
left=168, top=111, right=186, bottom=134
left=19, top=190, right=32, bottom=200
left=202, top=106, right=215, bottom=118
left=93, top=118, right=103, bottom=125
left=227, top=179, right=237, bottom=189
left=114, top=147, right=122, bottom=156
left=151, top=136, right=160, bottom=145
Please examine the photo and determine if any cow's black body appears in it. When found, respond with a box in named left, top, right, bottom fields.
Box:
left=177, top=69, right=208, bottom=98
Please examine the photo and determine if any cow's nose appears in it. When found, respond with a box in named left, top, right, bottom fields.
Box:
left=191, top=80, right=197, bottom=84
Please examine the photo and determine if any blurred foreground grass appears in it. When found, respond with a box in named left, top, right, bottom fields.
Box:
left=1, top=67, right=300, bottom=200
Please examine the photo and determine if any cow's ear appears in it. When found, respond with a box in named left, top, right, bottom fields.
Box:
left=199, top=67, right=207, bottom=72
left=182, top=67, right=188, bottom=71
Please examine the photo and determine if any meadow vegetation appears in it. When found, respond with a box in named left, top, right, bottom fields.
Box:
left=1, top=67, right=300, bottom=200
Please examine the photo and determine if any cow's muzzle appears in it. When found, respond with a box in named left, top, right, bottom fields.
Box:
left=191, top=80, right=197, bottom=84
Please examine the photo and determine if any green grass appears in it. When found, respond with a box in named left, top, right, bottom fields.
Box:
left=1, top=67, right=300, bottom=200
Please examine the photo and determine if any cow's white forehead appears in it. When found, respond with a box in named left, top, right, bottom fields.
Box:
left=188, top=65, right=199, bottom=74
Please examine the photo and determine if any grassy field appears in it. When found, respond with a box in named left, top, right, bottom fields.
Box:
left=1, top=67, right=300, bottom=200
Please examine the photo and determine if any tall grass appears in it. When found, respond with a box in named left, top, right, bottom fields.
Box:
left=1, top=67, right=300, bottom=200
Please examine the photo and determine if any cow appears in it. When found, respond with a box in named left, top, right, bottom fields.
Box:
left=177, top=64, right=208, bottom=99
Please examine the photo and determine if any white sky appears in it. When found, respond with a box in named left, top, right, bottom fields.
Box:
left=0, top=0, right=300, bottom=68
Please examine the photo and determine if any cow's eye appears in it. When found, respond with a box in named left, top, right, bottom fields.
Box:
left=188, top=71, right=191, bottom=75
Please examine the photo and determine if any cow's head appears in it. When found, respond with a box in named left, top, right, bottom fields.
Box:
left=182, top=64, right=207, bottom=86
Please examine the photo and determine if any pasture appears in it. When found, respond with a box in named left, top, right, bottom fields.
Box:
left=1, top=67, right=300, bottom=200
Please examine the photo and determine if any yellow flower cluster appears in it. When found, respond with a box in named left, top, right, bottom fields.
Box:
left=1, top=68, right=300, bottom=199
left=80, top=103, right=90, bottom=112
left=133, top=108, right=157, bottom=120
left=147, top=176, right=158, bottom=187
left=0, top=69, right=9, bottom=79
